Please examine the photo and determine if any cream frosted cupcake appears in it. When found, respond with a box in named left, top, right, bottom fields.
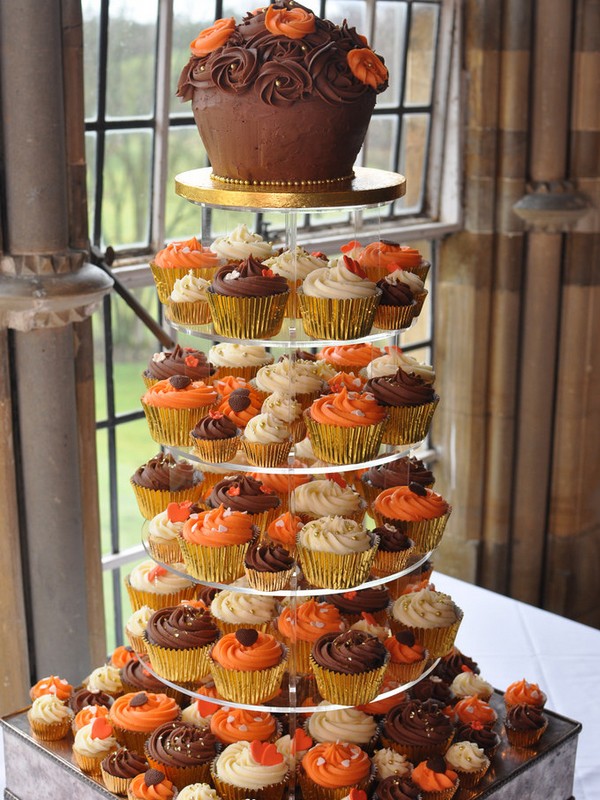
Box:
left=125, top=559, right=197, bottom=612
left=168, top=270, right=212, bottom=325
left=181, top=698, right=219, bottom=730
left=240, top=412, right=291, bottom=467
left=28, top=694, right=74, bottom=740
left=210, top=581, right=278, bottom=634
left=292, top=477, right=365, bottom=524
left=253, top=358, right=327, bottom=409
left=306, top=702, right=379, bottom=753
left=84, top=665, right=124, bottom=699
left=299, top=256, right=381, bottom=339
left=146, top=501, right=197, bottom=563
left=391, top=588, right=463, bottom=657
left=393, top=268, right=428, bottom=316
left=209, top=343, right=273, bottom=382
left=363, top=349, right=435, bottom=383
left=211, top=740, right=288, bottom=800
left=296, top=515, right=378, bottom=590
left=372, top=747, right=413, bottom=781
left=274, top=728, right=313, bottom=769
left=261, top=392, right=306, bottom=443
left=450, top=671, right=493, bottom=702
left=178, top=784, right=222, bottom=800
left=125, top=605, right=154, bottom=654
left=263, top=246, right=329, bottom=316
left=445, top=741, right=490, bottom=788
left=73, top=718, right=118, bottom=775
left=210, top=223, right=275, bottom=263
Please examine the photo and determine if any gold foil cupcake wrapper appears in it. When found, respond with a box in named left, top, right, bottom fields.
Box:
left=150, top=263, right=217, bottom=304
left=166, top=299, right=212, bottom=326
left=389, top=608, right=463, bottom=658
left=413, top=290, right=428, bottom=317
left=111, top=722, right=157, bottom=754
left=379, top=733, right=454, bottom=763
left=408, top=261, right=431, bottom=283
left=381, top=398, right=439, bottom=446
left=141, top=373, right=159, bottom=390
left=211, top=764, right=289, bottom=800
left=371, top=545, right=416, bottom=577
left=297, top=291, right=380, bottom=340
left=288, top=417, right=307, bottom=443
left=296, top=541, right=378, bottom=590
left=125, top=630, right=147, bottom=657
left=206, top=291, right=288, bottom=339
left=297, top=765, right=372, bottom=800
left=385, top=656, right=428, bottom=684
left=141, top=401, right=215, bottom=447
left=278, top=636, right=312, bottom=674
left=145, top=753, right=211, bottom=790
left=124, top=578, right=197, bottom=612
left=191, top=435, right=240, bottom=464
left=243, top=566, right=294, bottom=592
left=130, top=482, right=204, bottom=521
left=309, top=655, right=389, bottom=705
left=375, top=511, right=451, bottom=553
left=303, top=411, right=387, bottom=465
left=100, top=767, right=132, bottom=795
left=240, top=438, right=291, bottom=467
left=146, top=537, right=182, bottom=565
left=72, top=749, right=107, bottom=775
left=178, top=538, right=252, bottom=583
left=453, top=764, right=489, bottom=788
left=209, top=649, right=288, bottom=705
left=374, top=302, right=417, bottom=331
left=143, top=636, right=213, bottom=683
left=27, top=715, right=72, bottom=741
left=413, top=783, right=459, bottom=800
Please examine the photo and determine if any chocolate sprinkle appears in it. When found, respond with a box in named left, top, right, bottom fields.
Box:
left=228, top=388, right=251, bottom=412
left=408, top=481, right=428, bottom=497
left=169, top=375, right=192, bottom=389
left=395, top=630, right=416, bottom=646
left=129, top=692, right=148, bottom=707
left=235, top=628, right=259, bottom=647
left=426, top=755, right=447, bottom=774
left=144, top=768, right=165, bottom=786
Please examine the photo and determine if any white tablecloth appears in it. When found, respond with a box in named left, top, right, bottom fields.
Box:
left=2, top=575, right=599, bottom=798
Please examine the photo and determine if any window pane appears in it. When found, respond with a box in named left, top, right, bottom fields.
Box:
left=405, top=3, right=439, bottom=107
left=103, top=570, right=116, bottom=651
left=363, top=115, right=399, bottom=171
left=325, top=1, right=367, bottom=30
left=85, top=132, right=97, bottom=240
left=106, top=0, right=159, bottom=118
left=171, top=0, right=218, bottom=116
left=373, top=1, right=408, bottom=109
left=116, top=421, right=159, bottom=550
left=82, top=0, right=100, bottom=121
left=395, top=113, right=430, bottom=214
left=102, top=130, right=153, bottom=248
left=165, top=126, right=206, bottom=241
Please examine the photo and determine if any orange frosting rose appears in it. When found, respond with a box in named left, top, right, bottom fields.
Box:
left=264, top=5, right=316, bottom=39
left=142, top=379, right=218, bottom=410
left=358, top=241, right=423, bottom=271
left=347, top=48, right=388, bottom=90
left=374, top=485, right=449, bottom=521
left=217, top=386, right=262, bottom=427
left=454, top=696, right=498, bottom=727
left=30, top=675, right=73, bottom=702
left=129, top=771, right=176, bottom=800
left=213, top=376, right=249, bottom=397
left=328, top=371, right=366, bottom=393
left=309, top=387, right=386, bottom=427
left=109, top=692, right=179, bottom=733
left=412, top=759, right=457, bottom=792
left=302, top=741, right=370, bottom=788
left=505, top=679, right=546, bottom=708
left=210, top=631, right=284, bottom=671
left=154, top=237, right=223, bottom=269
left=317, top=344, right=382, bottom=368
left=73, top=704, right=110, bottom=731
left=181, top=505, right=255, bottom=547
left=384, top=635, right=426, bottom=665
left=250, top=470, right=310, bottom=494
left=190, top=17, right=235, bottom=57
left=210, top=706, right=277, bottom=744
left=110, top=645, right=137, bottom=669
left=278, top=600, right=344, bottom=643
left=267, top=512, right=303, bottom=549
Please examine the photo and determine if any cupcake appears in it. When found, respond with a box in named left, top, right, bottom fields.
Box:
left=253, top=358, right=328, bottom=409
left=143, top=606, right=219, bottom=683
left=146, top=501, right=199, bottom=564
left=317, top=343, right=383, bottom=373
left=210, top=582, right=278, bottom=634
left=371, top=524, right=416, bottom=580
left=124, top=560, right=197, bottom=611
left=30, top=675, right=73, bottom=703
left=450, top=671, right=493, bottom=701
left=263, top=245, right=329, bottom=316
left=130, top=452, right=203, bottom=520
left=299, top=741, right=371, bottom=800
left=277, top=599, right=346, bottom=674
left=359, top=457, right=435, bottom=507
left=109, top=645, right=138, bottom=669
left=250, top=466, right=310, bottom=514
left=504, top=703, right=548, bottom=747
left=357, top=241, right=430, bottom=283
left=73, top=704, right=110, bottom=734
left=109, top=691, right=181, bottom=752
left=381, top=701, right=454, bottom=762
left=168, top=270, right=212, bottom=325
left=125, top=605, right=154, bottom=655
left=350, top=612, right=391, bottom=642
left=411, top=755, right=459, bottom=800
left=209, top=342, right=273, bottom=382
left=128, top=768, right=177, bottom=800
left=84, top=664, right=123, bottom=699
left=366, top=369, right=439, bottom=446
left=444, top=741, right=490, bottom=788
left=374, top=484, right=451, bottom=552
left=244, top=542, right=295, bottom=592
left=391, top=269, right=428, bottom=316
left=384, top=631, right=428, bottom=684
left=101, top=747, right=149, bottom=795
left=141, top=376, right=218, bottom=447
left=72, top=717, right=118, bottom=775
left=297, top=515, right=378, bottom=590
left=27, top=694, right=74, bottom=740
left=209, top=629, right=288, bottom=705
left=190, top=411, right=241, bottom=463
left=240, top=412, right=291, bottom=467
left=150, top=236, right=224, bottom=302
left=267, top=512, right=304, bottom=552
left=292, top=476, right=365, bottom=525
left=145, top=721, right=218, bottom=788
left=211, top=740, right=288, bottom=800
left=216, top=385, right=263, bottom=430
left=207, top=257, right=289, bottom=339
left=210, top=706, right=279, bottom=745
left=362, top=349, right=434, bottom=382
left=206, top=474, right=281, bottom=533
left=374, top=776, right=421, bottom=799
left=69, top=687, right=113, bottom=714
left=504, top=678, right=547, bottom=710
left=261, top=393, right=306, bottom=443
left=433, top=648, right=480, bottom=684
left=304, top=388, right=387, bottom=464
left=298, top=255, right=381, bottom=339
left=179, top=504, right=256, bottom=583
left=410, top=677, right=454, bottom=710
left=324, top=585, right=391, bottom=626
left=310, top=630, right=389, bottom=705
left=371, top=748, right=413, bottom=781
left=142, top=344, right=215, bottom=389
left=210, top=223, right=275, bottom=263
left=373, top=270, right=417, bottom=330
left=391, top=588, right=463, bottom=658
left=178, top=785, right=222, bottom=800
left=306, top=703, right=379, bottom=753
left=453, top=697, right=497, bottom=729
left=454, top=722, right=500, bottom=758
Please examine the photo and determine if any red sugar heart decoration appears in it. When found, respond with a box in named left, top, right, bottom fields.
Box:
left=90, top=717, right=113, bottom=740
left=340, top=240, right=362, bottom=253
left=292, top=728, right=313, bottom=754
left=147, top=565, right=168, bottom=581
left=250, top=740, right=284, bottom=766
left=349, top=791, right=367, bottom=800
left=325, top=472, right=347, bottom=489
left=167, top=501, right=192, bottom=523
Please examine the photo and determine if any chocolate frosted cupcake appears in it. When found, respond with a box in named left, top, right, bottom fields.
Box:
left=69, top=688, right=113, bottom=714
left=143, top=344, right=215, bottom=389
left=372, top=523, right=416, bottom=580
left=101, top=747, right=149, bottom=795
left=410, top=677, right=454, bottom=709
left=207, top=474, right=281, bottom=532
left=324, top=585, right=391, bottom=626
left=374, top=272, right=417, bottom=330
left=359, top=457, right=435, bottom=506
left=381, top=700, right=454, bottom=762
left=145, top=721, right=218, bottom=789
left=310, top=629, right=389, bottom=705
left=454, top=722, right=500, bottom=758
left=207, top=256, right=289, bottom=339
left=375, top=776, right=422, bottom=800
left=130, top=452, right=203, bottom=519
left=191, top=411, right=240, bottom=463
left=143, top=606, right=219, bottom=683
left=244, top=542, right=295, bottom=592
left=366, top=369, right=439, bottom=445
left=120, top=658, right=183, bottom=704
left=504, top=703, right=548, bottom=748
left=434, top=648, right=479, bottom=684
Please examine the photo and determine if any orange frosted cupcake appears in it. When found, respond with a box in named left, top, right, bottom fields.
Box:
left=357, top=240, right=430, bottom=283
left=30, top=675, right=73, bottom=703
left=109, top=645, right=138, bottom=670
left=374, top=483, right=451, bottom=552
left=277, top=599, right=346, bottom=673
left=384, top=631, right=428, bottom=684
left=141, top=376, right=218, bottom=446
left=304, top=388, right=387, bottom=464
left=317, top=343, right=382, bottom=372
left=216, top=386, right=262, bottom=430
left=127, top=768, right=177, bottom=800
left=210, top=629, right=287, bottom=705
left=109, top=692, right=180, bottom=752
left=267, top=511, right=304, bottom=553
left=179, top=504, right=257, bottom=583
left=150, top=236, right=224, bottom=303
left=210, top=706, right=279, bottom=745
left=299, top=741, right=372, bottom=800
left=454, top=697, right=498, bottom=729
left=73, top=704, right=110, bottom=734
left=411, top=755, right=459, bottom=800
left=504, top=678, right=547, bottom=710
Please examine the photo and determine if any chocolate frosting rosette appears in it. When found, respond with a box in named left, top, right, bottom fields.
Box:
left=190, top=410, right=241, bottom=463
left=359, top=456, right=435, bottom=507
left=130, top=452, right=203, bottom=520
left=373, top=271, right=417, bottom=330
left=381, top=700, right=454, bottom=763
left=207, top=473, right=282, bottom=533
left=142, top=344, right=215, bottom=388
left=504, top=703, right=548, bottom=748
left=144, top=721, right=218, bottom=789
left=100, top=747, right=149, bottom=795
left=366, top=368, right=439, bottom=446
left=243, top=542, right=295, bottom=592
left=374, top=776, right=422, bottom=800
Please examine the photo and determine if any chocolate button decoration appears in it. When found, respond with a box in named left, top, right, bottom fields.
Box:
left=408, top=481, right=428, bottom=497
left=129, top=692, right=148, bottom=707
left=169, top=375, right=192, bottom=389
left=426, top=754, right=447, bottom=773
left=235, top=628, right=259, bottom=647
left=228, top=388, right=251, bottom=412
left=144, top=768, right=165, bottom=786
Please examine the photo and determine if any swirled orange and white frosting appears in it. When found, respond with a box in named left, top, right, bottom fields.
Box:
left=73, top=719, right=118, bottom=757
left=214, top=740, right=288, bottom=789
left=309, top=388, right=385, bottom=428
left=128, top=561, right=194, bottom=594
left=301, top=741, right=370, bottom=788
